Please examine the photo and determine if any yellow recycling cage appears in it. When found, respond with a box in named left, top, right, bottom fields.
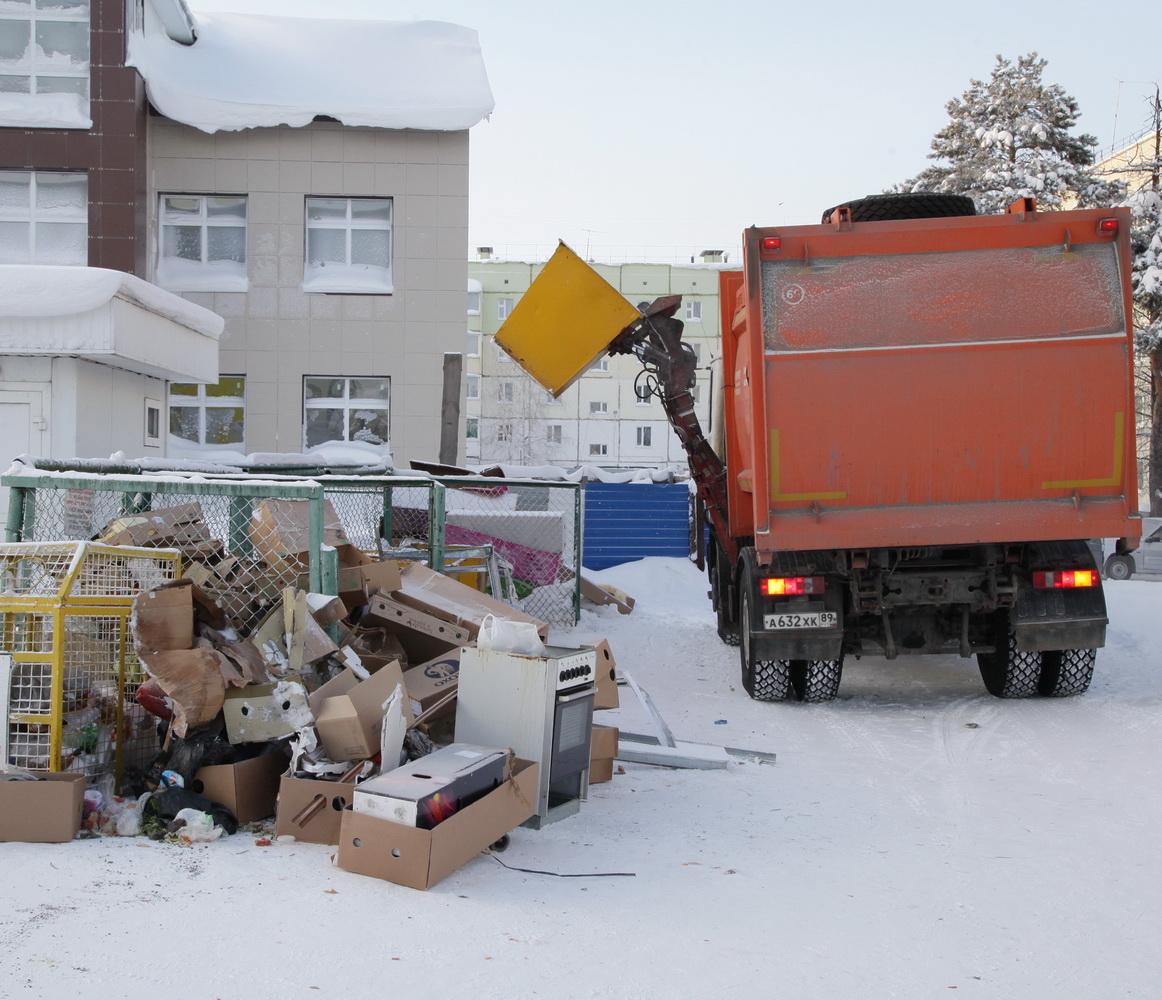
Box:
left=0, top=541, right=181, bottom=788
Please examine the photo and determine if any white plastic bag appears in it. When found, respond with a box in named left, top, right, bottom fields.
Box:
left=476, top=614, right=546, bottom=657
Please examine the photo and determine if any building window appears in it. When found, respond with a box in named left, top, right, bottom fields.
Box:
left=496, top=422, right=512, bottom=443
left=168, top=377, right=246, bottom=455
left=589, top=443, right=608, bottom=457
left=465, top=417, right=479, bottom=440
left=634, top=383, right=651, bottom=405
left=144, top=398, right=161, bottom=448
left=636, top=426, right=652, bottom=447
left=304, top=196, right=392, bottom=293
left=466, top=373, right=480, bottom=400
left=589, top=401, right=608, bottom=415
left=588, top=357, right=610, bottom=373
left=495, top=342, right=514, bottom=365
left=0, top=0, right=90, bottom=129
left=497, top=297, right=514, bottom=321
left=157, top=194, right=248, bottom=292
left=467, top=283, right=481, bottom=314
left=546, top=424, right=562, bottom=444
left=692, top=384, right=700, bottom=402
left=0, top=170, right=86, bottom=264
left=466, top=331, right=481, bottom=357
left=689, top=342, right=701, bottom=363
left=497, top=381, right=514, bottom=403
left=685, top=300, right=702, bottom=322
left=303, top=376, right=390, bottom=450
left=544, top=389, right=559, bottom=405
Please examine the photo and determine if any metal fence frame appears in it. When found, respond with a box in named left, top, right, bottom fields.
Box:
left=3, top=470, right=584, bottom=627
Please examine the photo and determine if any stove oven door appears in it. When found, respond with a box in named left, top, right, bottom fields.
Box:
left=548, top=686, right=595, bottom=807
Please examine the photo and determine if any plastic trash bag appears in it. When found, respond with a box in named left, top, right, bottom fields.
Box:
left=477, top=614, right=546, bottom=657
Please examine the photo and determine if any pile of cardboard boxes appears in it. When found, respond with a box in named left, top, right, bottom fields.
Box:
left=1, top=498, right=623, bottom=891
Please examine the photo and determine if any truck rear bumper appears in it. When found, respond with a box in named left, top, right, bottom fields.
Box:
left=758, top=497, right=1136, bottom=556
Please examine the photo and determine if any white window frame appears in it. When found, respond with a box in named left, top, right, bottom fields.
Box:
left=467, top=290, right=481, bottom=315
left=588, top=357, right=610, bottom=373
left=466, top=373, right=480, bottom=400
left=0, top=0, right=90, bottom=127
left=685, top=299, right=702, bottom=322
left=498, top=381, right=514, bottom=403
left=302, top=375, right=391, bottom=450
left=635, top=425, right=652, bottom=448
left=589, top=401, right=608, bottom=415
left=543, top=389, right=559, bottom=406
left=495, top=341, right=514, bottom=366
left=497, top=297, right=514, bottom=321
left=589, top=443, right=608, bottom=457
left=144, top=398, right=161, bottom=448
left=0, top=170, right=87, bottom=264
left=634, top=383, right=651, bottom=406
left=157, top=194, right=249, bottom=292
left=466, top=331, right=481, bottom=357
left=496, top=422, right=512, bottom=443
left=465, top=416, right=479, bottom=440
left=546, top=424, right=562, bottom=444
left=168, top=376, right=247, bottom=451
left=303, top=196, right=393, bottom=294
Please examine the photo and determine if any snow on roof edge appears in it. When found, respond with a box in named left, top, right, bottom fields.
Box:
left=129, top=13, right=495, bottom=135
left=0, top=266, right=223, bottom=340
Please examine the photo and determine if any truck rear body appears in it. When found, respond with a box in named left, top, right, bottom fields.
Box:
left=721, top=206, right=1139, bottom=560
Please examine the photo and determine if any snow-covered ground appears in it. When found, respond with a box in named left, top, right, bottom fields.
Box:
left=3, top=558, right=1160, bottom=999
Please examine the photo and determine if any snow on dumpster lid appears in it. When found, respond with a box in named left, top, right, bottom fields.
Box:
left=0, top=266, right=224, bottom=339
left=128, top=13, right=495, bottom=134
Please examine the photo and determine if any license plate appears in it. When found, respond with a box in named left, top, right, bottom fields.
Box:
left=763, top=611, right=838, bottom=630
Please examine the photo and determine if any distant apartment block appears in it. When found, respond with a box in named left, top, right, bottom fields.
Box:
left=465, top=250, right=730, bottom=469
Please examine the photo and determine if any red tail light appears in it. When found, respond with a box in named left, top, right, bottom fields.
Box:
left=761, top=576, right=824, bottom=596
left=760, top=237, right=781, bottom=251
left=1032, top=569, right=1097, bottom=590
left=1098, top=218, right=1118, bottom=235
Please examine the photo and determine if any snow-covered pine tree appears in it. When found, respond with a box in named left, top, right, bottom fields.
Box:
left=1127, top=89, right=1162, bottom=513
left=906, top=53, right=1124, bottom=214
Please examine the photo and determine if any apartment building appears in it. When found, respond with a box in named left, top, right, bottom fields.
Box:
left=0, top=0, right=493, bottom=475
left=465, top=251, right=729, bottom=469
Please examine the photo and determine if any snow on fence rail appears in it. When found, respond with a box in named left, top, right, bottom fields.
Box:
left=1, top=469, right=582, bottom=629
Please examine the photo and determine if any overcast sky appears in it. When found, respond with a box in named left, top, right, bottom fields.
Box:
left=190, top=0, right=1159, bottom=263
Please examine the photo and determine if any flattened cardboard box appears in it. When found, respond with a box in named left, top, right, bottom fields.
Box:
left=250, top=498, right=349, bottom=569
left=275, top=775, right=358, bottom=845
left=134, top=582, right=195, bottom=654
left=223, top=682, right=311, bottom=745
left=364, top=594, right=470, bottom=665
left=308, top=662, right=413, bottom=762
left=194, top=751, right=289, bottom=825
left=337, top=759, right=538, bottom=890
left=393, top=563, right=549, bottom=641
left=0, top=772, right=84, bottom=843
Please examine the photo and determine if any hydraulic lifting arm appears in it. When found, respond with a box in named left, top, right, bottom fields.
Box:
left=493, top=242, right=735, bottom=566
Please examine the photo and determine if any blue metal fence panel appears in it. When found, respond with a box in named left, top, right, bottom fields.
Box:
left=582, top=482, right=691, bottom=569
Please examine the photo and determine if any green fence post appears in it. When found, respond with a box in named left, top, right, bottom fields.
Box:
left=228, top=495, right=253, bottom=557
left=308, top=492, right=324, bottom=594
left=574, top=483, right=584, bottom=625
left=5, top=486, right=26, bottom=542
left=381, top=485, right=394, bottom=546
left=429, top=482, right=446, bottom=572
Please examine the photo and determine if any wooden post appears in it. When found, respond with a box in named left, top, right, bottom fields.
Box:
left=439, top=352, right=463, bottom=465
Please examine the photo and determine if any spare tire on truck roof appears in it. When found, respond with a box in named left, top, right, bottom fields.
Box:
left=820, top=192, right=977, bottom=223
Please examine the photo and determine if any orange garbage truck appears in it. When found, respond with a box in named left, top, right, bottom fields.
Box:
left=496, top=192, right=1141, bottom=703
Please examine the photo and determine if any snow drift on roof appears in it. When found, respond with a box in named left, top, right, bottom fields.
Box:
left=0, top=266, right=223, bottom=339
left=127, top=13, right=494, bottom=134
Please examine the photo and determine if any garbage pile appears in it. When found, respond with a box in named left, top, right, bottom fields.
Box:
left=1, top=516, right=624, bottom=891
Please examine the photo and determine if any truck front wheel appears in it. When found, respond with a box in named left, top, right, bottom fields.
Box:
left=710, top=544, right=739, bottom=646
left=1038, top=648, right=1097, bottom=697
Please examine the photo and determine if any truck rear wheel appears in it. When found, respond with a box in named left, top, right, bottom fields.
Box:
left=1038, top=648, right=1097, bottom=697
left=977, top=630, right=1041, bottom=698
left=738, top=581, right=792, bottom=701
left=789, top=658, right=843, bottom=702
